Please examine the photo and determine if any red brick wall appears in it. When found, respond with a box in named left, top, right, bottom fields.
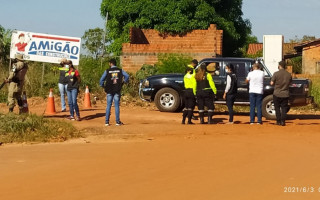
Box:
left=121, top=24, right=223, bottom=72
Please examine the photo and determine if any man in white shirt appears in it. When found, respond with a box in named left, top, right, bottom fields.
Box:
left=246, top=63, right=264, bottom=124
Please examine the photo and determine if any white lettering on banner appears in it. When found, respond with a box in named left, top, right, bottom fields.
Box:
left=10, top=30, right=81, bottom=65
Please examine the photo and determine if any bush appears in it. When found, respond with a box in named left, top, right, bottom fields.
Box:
left=78, top=56, right=111, bottom=91
left=0, top=113, right=81, bottom=143
left=121, top=72, right=140, bottom=98
left=156, top=53, right=191, bottom=74
left=135, top=64, right=158, bottom=80
left=289, top=56, right=302, bottom=74
left=311, top=77, right=320, bottom=105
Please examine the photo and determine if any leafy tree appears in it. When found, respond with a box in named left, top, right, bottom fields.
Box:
left=0, top=25, right=12, bottom=65
left=82, top=28, right=106, bottom=59
left=100, top=0, right=251, bottom=56
left=289, top=35, right=316, bottom=43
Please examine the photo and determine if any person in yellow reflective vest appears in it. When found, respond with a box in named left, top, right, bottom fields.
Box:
left=58, top=58, right=69, bottom=112
left=195, top=63, right=217, bottom=124
left=182, top=65, right=196, bottom=124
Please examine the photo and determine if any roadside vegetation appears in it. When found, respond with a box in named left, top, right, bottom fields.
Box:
left=0, top=113, right=81, bottom=143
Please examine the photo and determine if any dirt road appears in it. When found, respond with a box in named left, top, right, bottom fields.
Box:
left=1, top=99, right=320, bottom=200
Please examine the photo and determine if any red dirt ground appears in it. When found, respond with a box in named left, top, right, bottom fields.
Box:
left=1, top=97, right=320, bottom=200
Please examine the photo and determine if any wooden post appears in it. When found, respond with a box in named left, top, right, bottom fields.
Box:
left=41, top=63, right=45, bottom=88
left=8, top=59, right=11, bottom=75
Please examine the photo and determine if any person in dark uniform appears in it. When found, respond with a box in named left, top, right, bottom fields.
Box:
left=195, top=63, right=217, bottom=124
left=270, top=60, right=292, bottom=126
left=182, top=65, right=196, bottom=124
left=223, top=64, right=237, bottom=124
left=99, top=59, right=129, bottom=126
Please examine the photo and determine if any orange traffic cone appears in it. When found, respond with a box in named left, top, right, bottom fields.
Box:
left=45, top=88, right=56, bottom=115
left=21, top=91, right=29, bottom=113
left=83, top=86, right=92, bottom=109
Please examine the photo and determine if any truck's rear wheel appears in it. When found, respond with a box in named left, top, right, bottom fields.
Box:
left=154, top=88, right=180, bottom=112
left=262, top=95, right=276, bottom=120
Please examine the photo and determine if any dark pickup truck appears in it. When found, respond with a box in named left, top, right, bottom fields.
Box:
left=139, top=57, right=314, bottom=119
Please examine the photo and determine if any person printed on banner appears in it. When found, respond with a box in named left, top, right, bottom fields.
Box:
left=15, top=33, right=31, bottom=52
left=99, top=59, right=129, bottom=126
left=270, top=60, right=292, bottom=126
left=182, top=64, right=196, bottom=125
left=223, top=64, right=237, bottom=124
left=6, top=54, right=28, bottom=113
left=195, top=63, right=217, bottom=124
left=246, top=63, right=264, bottom=124
left=58, top=58, right=69, bottom=112
left=65, top=60, right=81, bottom=121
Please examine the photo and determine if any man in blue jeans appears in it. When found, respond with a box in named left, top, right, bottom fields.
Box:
left=246, top=63, right=264, bottom=124
left=99, top=59, right=129, bottom=126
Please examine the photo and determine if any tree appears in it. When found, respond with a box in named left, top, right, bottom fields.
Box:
left=240, top=34, right=259, bottom=57
left=100, top=0, right=251, bottom=56
left=0, top=25, right=12, bottom=65
left=289, top=35, right=316, bottom=43
left=82, top=28, right=106, bottom=59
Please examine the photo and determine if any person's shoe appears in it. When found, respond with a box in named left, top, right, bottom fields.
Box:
left=257, top=122, right=263, bottom=125
left=67, top=116, right=75, bottom=120
left=61, top=109, right=67, bottom=112
left=275, top=121, right=281, bottom=125
left=187, top=121, right=195, bottom=125
left=116, top=121, right=124, bottom=126
left=75, top=116, right=81, bottom=121
left=105, top=123, right=110, bottom=127
left=9, top=107, right=13, bottom=112
left=226, top=122, right=234, bottom=124
left=250, top=122, right=254, bottom=125
left=281, top=121, right=286, bottom=126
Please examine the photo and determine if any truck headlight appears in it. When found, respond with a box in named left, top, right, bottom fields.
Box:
left=143, top=80, right=149, bottom=87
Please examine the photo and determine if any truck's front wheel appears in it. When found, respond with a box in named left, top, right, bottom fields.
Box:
left=154, top=88, right=180, bottom=112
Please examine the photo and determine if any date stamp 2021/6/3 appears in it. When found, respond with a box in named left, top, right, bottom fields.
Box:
left=284, top=186, right=320, bottom=193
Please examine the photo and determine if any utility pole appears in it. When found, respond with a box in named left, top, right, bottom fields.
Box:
left=101, top=11, right=108, bottom=69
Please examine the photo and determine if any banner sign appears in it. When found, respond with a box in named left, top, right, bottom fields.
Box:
left=10, top=30, right=81, bottom=65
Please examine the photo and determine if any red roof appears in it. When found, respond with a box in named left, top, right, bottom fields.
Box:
left=247, top=43, right=263, bottom=55
left=247, top=43, right=297, bottom=55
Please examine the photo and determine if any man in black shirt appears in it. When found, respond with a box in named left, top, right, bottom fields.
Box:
left=270, top=60, right=292, bottom=126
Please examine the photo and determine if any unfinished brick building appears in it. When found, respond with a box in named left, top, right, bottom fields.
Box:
left=121, top=24, right=223, bottom=72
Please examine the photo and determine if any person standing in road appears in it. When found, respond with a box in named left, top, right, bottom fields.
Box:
left=6, top=54, right=28, bottom=114
left=270, top=60, right=292, bottom=126
left=66, top=60, right=81, bottom=121
left=99, top=59, right=129, bottom=126
left=195, top=63, right=217, bottom=124
left=182, top=65, right=196, bottom=124
left=58, top=58, right=69, bottom=112
left=246, top=63, right=264, bottom=124
left=223, top=64, right=237, bottom=124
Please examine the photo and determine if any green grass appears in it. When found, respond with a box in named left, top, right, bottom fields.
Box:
left=310, top=77, right=320, bottom=106
left=0, top=113, right=81, bottom=144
